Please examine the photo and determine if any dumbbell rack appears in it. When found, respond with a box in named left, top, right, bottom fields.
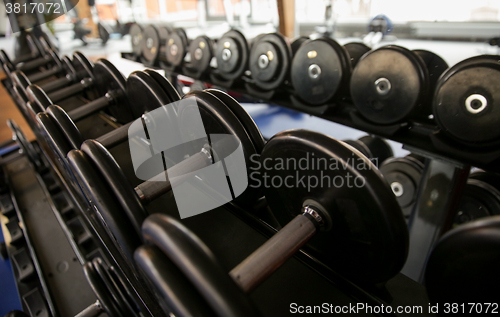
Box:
left=1, top=68, right=433, bottom=315
left=122, top=50, right=487, bottom=283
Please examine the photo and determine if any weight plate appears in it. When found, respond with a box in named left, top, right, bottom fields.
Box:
left=7, top=120, right=42, bottom=170
left=261, top=129, right=408, bottom=283
left=83, top=261, right=122, bottom=317
left=81, top=139, right=147, bottom=237
left=26, top=84, right=52, bottom=112
left=73, top=51, right=94, bottom=81
left=11, top=70, right=31, bottom=92
left=181, top=90, right=261, bottom=206
left=61, top=55, right=77, bottom=78
left=342, top=140, right=371, bottom=158
left=134, top=244, right=216, bottom=317
left=290, top=36, right=308, bottom=55
left=143, top=69, right=181, bottom=102
left=129, top=23, right=144, bottom=57
left=165, top=29, right=188, bottom=68
left=93, top=59, right=134, bottom=123
left=433, top=55, right=500, bottom=145
left=158, top=25, right=172, bottom=43
left=141, top=214, right=261, bottom=317
left=67, top=149, right=142, bottom=263
left=425, top=216, right=500, bottom=303
left=1, top=50, right=15, bottom=77
left=46, top=105, right=83, bottom=150
left=141, top=25, right=160, bottom=65
left=40, top=32, right=57, bottom=53
left=186, top=36, right=213, bottom=76
left=357, top=135, right=394, bottom=165
left=413, top=49, right=448, bottom=93
left=249, top=33, right=291, bottom=90
left=126, top=71, right=173, bottom=118
left=205, top=89, right=265, bottom=154
left=92, top=258, right=137, bottom=317
left=215, top=30, right=249, bottom=80
left=291, top=38, right=349, bottom=105
left=380, top=156, right=424, bottom=218
left=350, top=45, right=429, bottom=124
left=344, top=42, right=371, bottom=68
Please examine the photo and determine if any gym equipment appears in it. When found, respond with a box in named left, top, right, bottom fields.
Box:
left=343, top=135, right=394, bottom=164
left=413, top=49, right=448, bottom=96
left=136, top=130, right=408, bottom=315
left=380, top=154, right=425, bottom=219
left=212, top=30, right=249, bottom=82
left=350, top=45, right=431, bottom=124
left=129, top=23, right=144, bottom=58
left=65, top=89, right=264, bottom=261
left=160, top=28, right=189, bottom=71
left=249, top=33, right=292, bottom=91
left=183, top=35, right=214, bottom=79
left=454, top=171, right=500, bottom=226
left=291, top=37, right=351, bottom=105
left=425, top=216, right=500, bottom=303
left=343, top=42, right=370, bottom=68
left=25, top=59, right=134, bottom=126
left=141, top=25, right=173, bottom=66
left=76, top=258, right=141, bottom=317
left=7, top=120, right=43, bottom=172
left=433, top=55, right=500, bottom=146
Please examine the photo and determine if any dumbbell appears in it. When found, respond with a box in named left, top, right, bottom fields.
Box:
left=129, top=23, right=144, bottom=59
left=75, top=258, right=141, bottom=317
left=135, top=129, right=409, bottom=316
left=159, top=28, right=189, bottom=71
left=65, top=89, right=265, bottom=263
left=350, top=46, right=448, bottom=124
left=211, top=30, right=249, bottom=82
left=343, top=42, right=371, bottom=68
left=7, top=53, right=80, bottom=95
left=140, top=24, right=173, bottom=66
left=18, top=52, right=101, bottom=106
left=183, top=35, right=215, bottom=79
left=453, top=171, right=500, bottom=226
left=433, top=55, right=500, bottom=146
left=2, top=44, right=60, bottom=75
left=380, top=153, right=425, bottom=219
left=425, top=216, right=500, bottom=304
left=343, top=134, right=394, bottom=164
left=248, top=33, right=292, bottom=91
left=291, top=37, right=352, bottom=105
left=6, top=120, right=44, bottom=172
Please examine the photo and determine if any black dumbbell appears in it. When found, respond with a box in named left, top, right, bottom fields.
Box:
left=135, top=129, right=408, bottom=316
left=8, top=53, right=79, bottom=95
left=140, top=24, right=173, bottom=66
left=2, top=31, right=46, bottom=67
left=211, top=30, right=249, bottom=82
left=17, top=52, right=100, bottom=106
left=343, top=42, right=371, bottom=68
left=129, top=23, right=144, bottom=59
left=343, top=134, right=394, bottom=164
left=159, top=28, right=189, bottom=71
left=248, top=33, right=292, bottom=91
left=6, top=120, right=44, bottom=172
left=425, top=216, right=500, bottom=304
left=65, top=89, right=264, bottom=263
left=380, top=153, right=425, bottom=219
left=183, top=35, right=215, bottom=79
left=350, top=46, right=448, bottom=124
left=453, top=171, right=500, bottom=226
left=291, top=37, right=351, bottom=105
left=75, top=257, right=141, bottom=317
left=433, top=55, right=500, bottom=146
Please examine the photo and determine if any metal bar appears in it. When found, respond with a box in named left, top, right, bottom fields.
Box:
left=18, top=55, right=50, bottom=72
left=40, top=75, right=71, bottom=93
left=28, top=66, right=60, bottom=83
left=96, top=121, right=134, bottom=149
left=68, top=95, right=111, bottom=122
left=48, top=78, right=91, bottom=103
left=229, top=213, right=317, bottom=293
left=401, top=158, right=470, bottom=282
left=74, top=301, right=102, bottom=317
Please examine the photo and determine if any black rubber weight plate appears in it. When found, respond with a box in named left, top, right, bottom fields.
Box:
left=425, top=216, right=500, bottom=303
left=350, top=46, right=427, bottom=124
left=129, top=24, right=144, bottom=56
left=181, top=90, right=261, bottom=206
left=93, top=59, right=134, bottom=123
left=143, top=69, right=180, bottom=102
left=413, top=49, right=448, bottom=92
left=344, top=42, right=371, bottom=68
left=46, top=105, right=83, bottom=150
left=291, top=38, right=345, bottom=105
left=433, top=56, right=500, bottom=145
left=141, top=25, right=160, bottom=64
left=83, top=261, right=122, bottom=317
left=261, top=129, right=409, bottom=283
left=166, top=31, right=187, bottom=68
left=141, top=214, right=261, bottom=317
left=73, top=51, right=94, bottom=81
left=215, top=30, right=248, bottom=80
left=126, top=71, right=173, bottom=118
left=188, top=36, right=213, bottom=74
